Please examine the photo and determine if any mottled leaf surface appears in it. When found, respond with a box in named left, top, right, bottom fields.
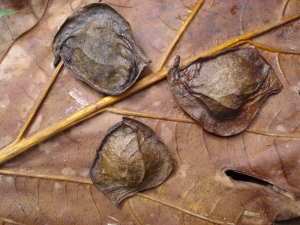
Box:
left=1, top=0, right=300, bottom=224
left=0, top=0, right=49, bottom=60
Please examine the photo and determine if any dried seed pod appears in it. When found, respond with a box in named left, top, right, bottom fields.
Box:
left=52, top=3, right=150, bottom=95
left=168, top=48, right=283, bottom=136
left=90, top=117, right=173, bottom=205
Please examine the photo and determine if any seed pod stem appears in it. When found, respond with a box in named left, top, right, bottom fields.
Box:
left=173, top=55, right=181, bottom=68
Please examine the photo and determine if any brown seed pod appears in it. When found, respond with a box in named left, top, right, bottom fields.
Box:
left=90, top=117, right=173, bottom=205
left=167, top=48, right=283, bottom=136
left=52, top=3, right=150, bottom=95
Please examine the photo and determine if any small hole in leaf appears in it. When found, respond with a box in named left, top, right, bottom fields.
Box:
left=225, top=170, right=269, bottom=186
left=275, top=217, right=300, bottom=225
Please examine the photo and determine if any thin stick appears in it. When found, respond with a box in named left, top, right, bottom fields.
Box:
left=0, top=69, right=167, bottom=164
left=155, top=0, right=205, bottom=71
left=105, top=107, right=195, bottom=123
left=14, top=61, right=64, bottom=143
left=242, top=40, right=300, bottom=55
left=179, top=12, right=300, bottom=67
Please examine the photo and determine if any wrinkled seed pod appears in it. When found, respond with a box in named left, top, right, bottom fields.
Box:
left=168, top=48, right=283, bottom=136
left=52, top=3, right=150, bottom=95
left=90, top=117, right=173, bottom=205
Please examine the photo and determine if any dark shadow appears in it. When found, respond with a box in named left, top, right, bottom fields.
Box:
left=275, top=217, right=300, bottom=225
left=225, top=170, right=269, bottom=186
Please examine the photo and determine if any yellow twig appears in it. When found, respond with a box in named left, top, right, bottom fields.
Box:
left=14, top=61, right=64, bottom=143
left=155, top=0, right=205, bottom=71
left=0, top=68, right=167, bottom=164
left=179, top=12, right=300, bottom=67
left=105, top=107, right=195, bottom=123
left=243, top=40, right=300, bottom=55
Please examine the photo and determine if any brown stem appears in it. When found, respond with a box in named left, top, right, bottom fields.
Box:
left=180, top=12, right=300, bottom=66
left=155, top=0, right=205, bottom=71
left=14, top=61, right=64, bottom=143
left=0, top=68, right=167, bottom=164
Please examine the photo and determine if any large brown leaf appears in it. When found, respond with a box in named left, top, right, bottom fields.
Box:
left=1, top=0, right=300, bottom=224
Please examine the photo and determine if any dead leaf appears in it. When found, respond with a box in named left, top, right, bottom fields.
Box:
left=1, top=0, right=300, bottom=224
left=167, top=48, right=283, bottom=136
left=52, top=3, right=150, bottom=95
left=90, top=117, right=173, bottom=205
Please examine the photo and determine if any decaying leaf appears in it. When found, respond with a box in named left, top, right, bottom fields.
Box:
left=90, top=117, right=173, bottom=205
left=168, top=48, right=283, bottom=136
left=2, top=0, right=300, bottom=224
left=52, top=3, right=150, bottom=95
